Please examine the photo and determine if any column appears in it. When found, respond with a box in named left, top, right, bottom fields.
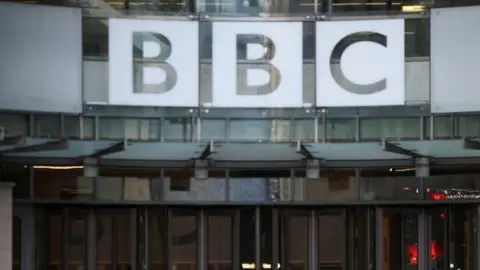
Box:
left=83, top=158, right=98, bottom=270
left=0, top=182, right=15, bottom=270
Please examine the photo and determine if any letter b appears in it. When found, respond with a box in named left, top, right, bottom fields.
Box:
left=132, top=32, right=178, bottom=94
left=236, top=34, right=281, bottom=95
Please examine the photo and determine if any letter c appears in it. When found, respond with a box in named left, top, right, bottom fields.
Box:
left=330, top=32, right=387, bottom=95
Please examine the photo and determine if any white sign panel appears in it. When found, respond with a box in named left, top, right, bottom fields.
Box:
left=212, top=22, right=303, bottom=108
left=431, top=6, right=480, bottom=113
left=316, top=19, right=405, bottom=107
left=109, top=19, right=199, bottom=107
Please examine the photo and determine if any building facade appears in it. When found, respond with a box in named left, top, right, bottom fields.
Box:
left=1, top=1, right=480, bottom=270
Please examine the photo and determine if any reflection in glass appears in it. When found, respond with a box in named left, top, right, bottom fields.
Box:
left=322, top=118, right=356, bottom=142
left=382, top=210, right=418, bottom=270
left=283, top=215, right=308, bottom=270
left=34, top=114, right=61, bottom=138
left=97, top=211, right=113, bottom=270
left=164, top=118, right=194, bottom=142
left=294, top=119, right=315, bottom=141
left=64, top=115, right=95, bottom=139
left=117, top=209, right=136, bottom=270
left=318, top=213, right=345, bottom=270
left=34, top=168, right=93, bottom=200
left=35, top=207, right=62, bottom=270
left=331, top=0, right=423, bottom=15
left=427, top=208, right=447, bottom=270
left=405, top=18, right=430, bottom=57
left=83, top=18, right=108, bottom=56
left=296, top=169, right=357, bottom=201
left=0, top=112, right=28, bottom=135
left=360, top=168, right=421, bottom=200
left=455, top=115, right=480, bottom=138
left=229, top=119, right=291, bottom=142
left=3, top=165, right=30, bottom=199
left=449, top=206, right=477, bottom=270
left=99, top=117, right=161, bottom=140
left=198, top=0, right=315, bottom=15
left=424, top=116, right=452, bottom=139
left=425, top=172, right=480, bottom=201
left=129, top=0, right=195, bottom=14
left=201, top=119, right=226, bottom=141
left=208, top=214, right=232, bottom=270
left=98, top=168, right=160, bottom=201
left=67, top=208, right=87, bottom=270
left=239, top=208, right=256, bottom=268
left=170, top=210, right=197, bottom=270
left=360, top=117, right=421, bottom=141
left=149, top=208, right=165, bottom=270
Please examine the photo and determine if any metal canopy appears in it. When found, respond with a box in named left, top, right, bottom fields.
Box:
left=381, top=139, right=425, bottom=158
left=0, top=133, right=24, bottom=146
left=88, top=139, right=128, bottom=158
left=0, top=138, right=67, bottom=155
left=462, top=138, right=480, bottom=150
left=1, top=138, right=480, bottom=168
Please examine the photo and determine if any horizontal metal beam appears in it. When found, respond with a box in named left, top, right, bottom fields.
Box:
left=382, top=139, right=424, bottom=157
left=89, top=139, right=128, bottom=158
left=0, top=138, right=67, bottom=155
left=462, top=138, right=480, bottom=150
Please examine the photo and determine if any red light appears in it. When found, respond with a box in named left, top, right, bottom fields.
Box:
left=431, top=193, right=446, bottom=200
left=440, top=213, right=445, bottom=218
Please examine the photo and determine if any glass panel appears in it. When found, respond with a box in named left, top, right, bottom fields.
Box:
left=296, top=169, right=357, bottom=201
left=322, top=118, right=356, bottom=142
left=294, top=119, right=315, bottom=141
left=455, top=115, right=480, bottom=138
left=239, top=208, right=256, bottom=268
left=13, top=215, right=21, bottom=270
left=35, top=207, right=62, bottom=270
left=360, top=168, right=421, bottom=200
left=318, top=212, right=345, bottom=270
left=229, top=119, right=292, bottom=142
left=331, top=0, right=425, bottom=15
left=382, top=210, right=418, bottom=270
left=449, top=205, right=477, bottom=270
left=34, top=114, right=61, bottom=138
left=360, top=117, right=421, bottom=141
left=0, top=112, right=28, bottom=135
left=427, top=208, right=447, bottom=270
left=424, top=116, right=453, bottom=139
left=149, top=208, right=166, bottom=270
left=99, top=118, right=161, bottom=140
left=229, top=170, right=290, bottom=202
left=33, top=168, right=93, bottom=200
left=170, top=209, right=197, bottom=270
left=164, top=169, right=226, bottom=201
left=198, top=0, right=317, bottom=16
left=128, top=0, right=195, bottom=14
left=405, top=18, right=430, bottom=58
left=349, top=208, right=375, bottom=270
left=67, top=208, right=87, bottom=270
left=97, top=210, right=113, bottom=270
left=432, top=0, right=480, bottom=8
left=208, top=214, right=232, bottom=270
left=425, top=167, right=480, bottom=201
left=164, top=118, right=193, bottom=142
left=3, top=165, right=30, bottom=199
left=117, top=209, right=137, bottom=270
left=98, top=168, right=161, bottom=201
left=83, top=18, right=108, bottom=57
left=64, top=116, right=95, bottom=139
left=283, top=214, right=308, bottom=270
left=201, top=119, right=226, bottom=141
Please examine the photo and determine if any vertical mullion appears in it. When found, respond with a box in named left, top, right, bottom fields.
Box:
left=197, top=210, right=206, bottom=270
left=60, top=113, right=65, bottom=138
left=417, top=209, right=427, bottom=270
left=271, top=209, right=279, bottom=270
left=232, top=210, right=240, bottom=270
left=112, top=212, right=118, bottom=270
left=342, top=209, right=348, bottom=270
left=475, top=205, right=480, bottom=270
left=61, top=207, right=69, bottom=270
left=308, top=210, right=317, bottom=270
left=86, top=208, right=97, bottom=270
left=255, top=207, right=261, bottom=270
left=366, top=208, right=372, bottom=270
left=165, top=208, right=172, bottom=270
left=375, top=207, right=383, bottom=270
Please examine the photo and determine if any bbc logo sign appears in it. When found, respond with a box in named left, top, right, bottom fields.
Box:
left=109, top=19, right=404, bottom=108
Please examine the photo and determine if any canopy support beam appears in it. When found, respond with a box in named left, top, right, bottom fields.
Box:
left=296, top=140, right=315, bottom=159
left=462, top=138, right=480, bottom=150
left=382, top=139, right=424, bottom=158
left=88, top=138, right=128, bottom=158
